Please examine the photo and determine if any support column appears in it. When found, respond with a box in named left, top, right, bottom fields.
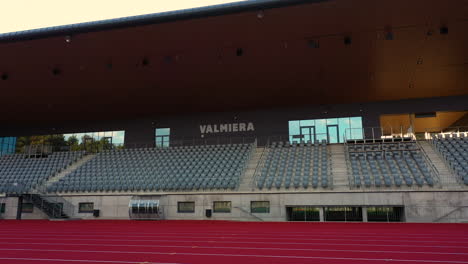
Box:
left=319, top=207, right=325, bottom=222
left=362, top=207, right=368, bottom=222
left=16, top=196, right=23, bottom=220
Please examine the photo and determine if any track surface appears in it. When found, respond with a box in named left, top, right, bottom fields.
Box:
left=0, top=220, right=467, bottom=264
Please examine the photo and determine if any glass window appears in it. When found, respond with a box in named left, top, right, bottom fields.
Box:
left=0, top=203, right=5, bottom=213
left=21, top=203, right=34, bottom=213
left=155, top=128, right=170, bottom=147
left=289, top=116, right=363, bottom=144
left=326, top=118, right=338, bottom=125
left=288, top=121, right=301, bottom=143
left=156, top=128, right=170, bottom=136
left=213, top=201, right=231, bottom=213
left=315, top=119, right=327, bottom=142
left=338, top=118, right=351, bottom=142
left=78, top=202, right=94, bottom=213
left=178, top=202, right=195, bottom=213
left=350, top=117, right=364, bottom=140
left=251, top=201, right=270, bottom=213
left=0, top=137, right=16, bottom=155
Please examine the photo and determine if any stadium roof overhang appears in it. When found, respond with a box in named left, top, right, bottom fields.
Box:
left=0, top=0, right=467, bottom=126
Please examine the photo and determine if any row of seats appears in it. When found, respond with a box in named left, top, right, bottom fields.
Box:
left=347, top=142, right=418, bottom=152
left=431, top=133, right=468, bottom=184
left=48, top=143, right=253, bottom=192
left=256, top=141, right=330, bottom=189
left=0, top=151, right=86, bottom=193
left=348, top=142, right=436, bottom=188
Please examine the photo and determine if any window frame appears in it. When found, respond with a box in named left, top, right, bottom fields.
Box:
left=21, top=203, right=34, bottom=213
left=78, top=202, right=94, bottom=213
left=155, top=128, right=171, bottom=147
left=250, top=201, right=270, bottom=213
left=213, top=201, right=232, bottom=213
left=177, top=202, right=195, bottom=213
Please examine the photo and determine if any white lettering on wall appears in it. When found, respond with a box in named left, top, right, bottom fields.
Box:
left=200, top=125, right=207, bottom=134
left=220, top=124, right=228, bottom=132
left=199, top=122, right=255, bottom=135
left=239, top=123, right=246, bottom=132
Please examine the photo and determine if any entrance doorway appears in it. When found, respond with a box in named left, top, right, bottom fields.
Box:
left=327, top=125, right=339, bottom=143
left=300, top=126, right=315, bottom=143
left=324, top=207, right=363, bottom=222
left=286, top=206, right=320, bottom=221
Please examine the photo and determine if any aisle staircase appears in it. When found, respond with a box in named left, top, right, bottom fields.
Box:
left=418, top=141, right=458, bottom=187
left=330, top=144, right=348, bottom=189
left=238, top=147, right=267, bottom=191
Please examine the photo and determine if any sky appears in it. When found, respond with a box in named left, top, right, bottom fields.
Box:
left=0, top=0, right=246, bottom=34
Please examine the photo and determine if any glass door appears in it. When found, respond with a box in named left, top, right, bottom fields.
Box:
left=300, top=126, right=315, bottom=143
left=102, top=136, right=113, bottom=150
left=327, top=125, right=339, bottom=143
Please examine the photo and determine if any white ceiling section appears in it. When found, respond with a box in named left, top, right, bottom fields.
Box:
left=0, top=0, right=248, bottom=34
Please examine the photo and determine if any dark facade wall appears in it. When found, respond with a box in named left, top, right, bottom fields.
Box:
left=1, top=95, right=467, bottom=146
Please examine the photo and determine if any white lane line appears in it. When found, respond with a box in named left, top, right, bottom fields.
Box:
left=1, top=248, right=468, bottom=263
left=1, top=241, right=467, bottom=255
left=1, top=230, right=466, bottom=238
left=3, top=236, right=468, bottom=248
left=3, top=233, right=466, bottom=244
left=0, top=257, right=183, bottom=264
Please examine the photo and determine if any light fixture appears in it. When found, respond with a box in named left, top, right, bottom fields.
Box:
left=308, top=40, right=320, bottom=48
left=52, top=68, right=61, bottom=76
left=440, top=26, right=448, bottom=35
left=344, top=36, right=352, bottom=45
left=257, top=10, right=264, bottom=19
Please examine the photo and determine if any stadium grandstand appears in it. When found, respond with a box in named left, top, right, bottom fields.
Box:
left=0, top=0, right=468, bottom=261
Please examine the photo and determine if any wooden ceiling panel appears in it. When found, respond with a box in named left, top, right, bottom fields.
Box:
left=0, top=0, right=467, bottom=125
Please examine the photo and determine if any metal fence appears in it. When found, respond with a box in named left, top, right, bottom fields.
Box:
left=424, top=126, right=468, bottom=140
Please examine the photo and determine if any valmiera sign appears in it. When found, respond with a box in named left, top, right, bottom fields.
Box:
left=200, top=122, right=255, bottom=134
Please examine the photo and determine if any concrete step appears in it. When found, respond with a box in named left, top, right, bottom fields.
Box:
left=329, top=144, right=349, bottom=187
left=238, top=147, right=267, bottom=192
left=41, top=154, right=96, bottom=191
left=418, top=141, right=459, bottom=186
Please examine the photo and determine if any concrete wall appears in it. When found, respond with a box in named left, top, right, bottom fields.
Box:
left=2, top=190, right=467, bottom=222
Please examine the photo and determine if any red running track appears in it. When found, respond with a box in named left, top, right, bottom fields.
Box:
left=0, top=220, right=467, bottom=264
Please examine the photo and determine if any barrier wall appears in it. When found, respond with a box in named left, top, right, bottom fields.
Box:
left=2, top=190, right=467, bottom=222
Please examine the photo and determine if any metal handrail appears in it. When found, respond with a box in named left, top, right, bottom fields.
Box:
left=415, top=141, right=441, bottom=187
left=343, top=144, right=355, bottom=189
left=428, top=135, right=465, bottom=185
left=252, top=146, right=268, bottom=189
left=433, top=206, right=468, bottom=222
left=233, top=206, right=264, bottom=221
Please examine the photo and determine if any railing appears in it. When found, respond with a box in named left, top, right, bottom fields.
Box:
left=327, top=147, right=333, bottom=190
left=22, top=193, right=73, bottom=219
left=424, top=126, right=468, bottom=140
left=405, top=205, right=468, bottom=223
left=237, top=139, right=257, bottom=191
left=433, top=206, right=468, bottom=222
left=40, top=194, right=76, bottom=218
left=415, top=141, right=442, bottom=187
left=251, top=146, right=268, bottom=190
left=427, top=133, right=466, bottom=185
left=344, top=126, right=415, bottom=143
left=344, top=144, right=356, bottom=189
left=233, top=206, right=264, bottom=221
